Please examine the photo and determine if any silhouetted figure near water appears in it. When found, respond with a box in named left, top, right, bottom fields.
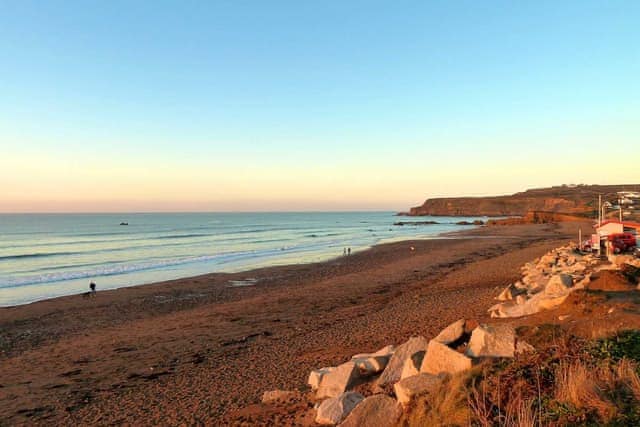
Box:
left=347, top=247, right=351, bottom=256
left=90, top=281, right=96, bottom=296
left=343, top=248, right=347, bottom=256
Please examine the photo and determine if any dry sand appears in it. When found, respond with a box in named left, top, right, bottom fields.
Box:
left=0, top=222, right=587, bottom=425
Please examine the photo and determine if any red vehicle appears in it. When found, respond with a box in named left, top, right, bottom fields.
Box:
left=607, top=233, right=637, bottom=253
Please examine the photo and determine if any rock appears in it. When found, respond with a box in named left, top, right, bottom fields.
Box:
left=539, top=253, right=558, bottom=267
left=316, top=362, right=360, bottom=399
left=315, top=392, right=364, bottom=425
left=536, top=294, right=568, bottom=310
left=394, top=373, right=445, bottom=406
left=420, top=340, right=472, bottom=375
left=466, top=324, right=516, bottom=358
left=494, top=291, right=569, bottom=318
left=433, top=319, right=466, bottom=344
left=574, top=273, right=591, bottom=289
left=377, top=336, right=428, bottom=388
left=515, top=294, right=527, bottom=305
left=309, top=367, right=336, bottom=391
left=338, top=394, right=402, bottom=427
left=497, top=284, right=526, bottom=301
left=354, top=355, right=389, bottom=376
left=544, top=274, right=573, bottom=297
left=352, top=345, right=394, bottom=376
left=261, top=389, right=299, bottom=404
left=400, top=350, right=425, bottom=380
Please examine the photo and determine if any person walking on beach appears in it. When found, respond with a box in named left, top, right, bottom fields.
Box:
left=347, top=247, right=351, bottom=256
left=89, top=281, right=96, bottom=297
left=343, top=247, right=347, bottom=256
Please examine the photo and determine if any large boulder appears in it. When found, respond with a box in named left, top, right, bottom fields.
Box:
left=433, top=319, right=466, bottom=344
left=377, top=336, right=428, bottom=388
left=309, top=367, right=336, bottom=390
left=393, top=373, right=445, bottom=406
left=338, top=394, right=402, bottom=427
left=400, top=350, right=425, bottom=380
left=316, top=362, right=360, bottom=399
left=315, top=392, right=364, bottom=425
left=466, top=324, right=516, bottom=358
left=420, top=340, right=472, bottom=375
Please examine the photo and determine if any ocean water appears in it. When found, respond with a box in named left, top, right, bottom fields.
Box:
left=0, top=212, right=486, bottom=306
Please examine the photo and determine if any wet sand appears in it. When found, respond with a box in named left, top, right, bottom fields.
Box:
left=0, top=222, right=587, bottom=425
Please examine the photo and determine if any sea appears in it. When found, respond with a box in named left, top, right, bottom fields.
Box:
left=0, top=212, right=486, bottom=307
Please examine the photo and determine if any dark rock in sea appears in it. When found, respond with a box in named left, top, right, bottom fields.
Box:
left=120, top=222, right=129, bottom=226
left=455, top=221, right=472, bottom=225
left=393, top=221, right=439, bottom=226
left=473, top=220, right=485, bottom=225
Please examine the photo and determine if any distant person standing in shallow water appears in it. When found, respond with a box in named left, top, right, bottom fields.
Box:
left=90, top=281, right=96, bottom=296
left=343, top=248, right=347, bottom=256
left=347, top=247, right=351, bottom=256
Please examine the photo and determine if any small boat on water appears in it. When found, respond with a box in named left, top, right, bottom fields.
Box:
left=120, top=222, right=129, bottom=226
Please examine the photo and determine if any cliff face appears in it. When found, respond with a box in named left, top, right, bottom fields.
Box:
left=405, top=184, right=640, bottom=217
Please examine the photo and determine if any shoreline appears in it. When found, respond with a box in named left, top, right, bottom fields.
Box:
left=0, top=221, right=588, bottom=425
left=0, top=227, right=476, bottom=309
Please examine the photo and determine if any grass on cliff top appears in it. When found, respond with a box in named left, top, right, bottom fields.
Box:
left=399, top=327, right=640, bottom=427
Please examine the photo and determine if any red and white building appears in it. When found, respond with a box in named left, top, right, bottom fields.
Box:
left=595, top=220, right=640, bottom=238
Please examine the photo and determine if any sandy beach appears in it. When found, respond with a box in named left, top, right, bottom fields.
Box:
left=0, top=222, right=587, bottom=425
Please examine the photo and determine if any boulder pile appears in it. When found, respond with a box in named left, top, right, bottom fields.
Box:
left=258, top=244, right=639, bottom=425
left=488, top=245, right=599, bottom=318
left=285, top=319, right=532, bottom=425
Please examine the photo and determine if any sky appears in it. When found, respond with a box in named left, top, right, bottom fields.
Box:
left=1, top=1, right=638, bottom=212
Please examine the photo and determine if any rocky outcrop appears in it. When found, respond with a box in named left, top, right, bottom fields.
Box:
left=403, top=184, right=639, bottom=217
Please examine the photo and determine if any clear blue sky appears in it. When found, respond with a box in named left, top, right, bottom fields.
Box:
left=1, top=1, right=638, bottom=212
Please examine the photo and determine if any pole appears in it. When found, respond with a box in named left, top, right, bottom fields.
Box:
left=598, top=195, right=602, bottom=226
left=620, top=206, right=622, bottom=221
left=579, top=228, right=582, bottom=251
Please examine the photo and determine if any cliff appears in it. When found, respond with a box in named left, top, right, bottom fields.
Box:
left=404, top=184, right=640, bottom=217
